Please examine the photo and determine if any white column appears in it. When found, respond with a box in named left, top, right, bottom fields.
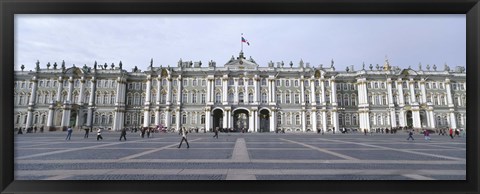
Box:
left=399, top=109, right=406, bottom=127
left=26, top=78, right=38, bottom=129
left=412, top=108, right=421, bottom=128
left=420, top=79, right=427, bottom=103
left=445, top=79, right=454, bottom=107
left=332, top=110, right=338, bottom=132
left=449, top=111, right=457, bottom=129
left=271, top=79, right=276, bottom=104
left=156, top=77, right=161, bottom=104
left=312, top=109, right=317, bottom=132
left=234, top=79, right=238, bottom=103
left=320, top=79, right=326, bottom=105
left=223, top=110, right=228, bottom=128
left=322, top=110, right=327, bottom=132
left=155, top=108, right=160, bottom=126
left=409, top=79, right=416, bottom=103
left=300, top=78, right=305, bottom=105
left=397, top=79, right=405, bottom=105
left=56, top=77, right=63, bottom=102
left=165, top=109, right=171, bottom=128
left=255, top=77, right=260, bottom=104
left=78, top=78, right=85, bottom=104
left=166, top=78, right=172, bottom=104
left=86, top=78, right=96, bottom=127
left=223, top=77, right=228, bottom=104
left=176, top=77, right=182, bottom=105
left=244, top=78, right=248, bottom=104
left=255, top=111, right=260, bottom=132
left=387, top=78, right=394, bottom=106
left=206, top=78, right=211, bottom=104
left=47, top=103, right=55, bottom=130
left=269, top=111, right=275, bottom=132
left=310, top=78, right=316, bottom=105
left=248, top=110, right=255, bottom=132
left=331, top=79, right=337, bottom=106
left=301, top=110, right=306, bottom=132
left=113, top=78, right=126, bottom=131
left=229, top=110, right=233, bottom=129
left=175, top=109, right=180, bottom=131
left=67, top=77, right=74, bottom=103
left=143, top=76, right=152, bottom=127
left=267, top=78, right=272, bottom=103
left=205, top=109, right=211, bottom=131
left=429, top=110, right=436, bottom=129
left=390, top=109, right=396, bottom=128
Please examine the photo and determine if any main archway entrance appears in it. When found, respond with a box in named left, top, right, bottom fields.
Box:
left=406, top=110, right=413, bottom=128
left=69, top=111, right=77, bottom=128
left=259, top=109, right=270, bottom=133
left=233, top=109, right=249, bottom=132
left=212, top=109, right=223, bottom=131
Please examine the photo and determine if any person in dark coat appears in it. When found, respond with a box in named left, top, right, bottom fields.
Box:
left=84, top=127, right=90, bottom=138
left=407, top=130, right=414, bottom=141
left=40, top=125, right=44, bottom=133
left=146, top=127, right=151, bottom=138
left=65, top=126, right=73, bottom=140
left=119, top=128, right=127, bottom=141
left=178, top=127, right=189, bottom=148
left=213, top=127, right=219, bottom=139
left=17, top=127, right=23, bottom=135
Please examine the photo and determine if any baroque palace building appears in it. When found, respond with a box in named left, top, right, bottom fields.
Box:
left=14, top=51, right=466, bottom=132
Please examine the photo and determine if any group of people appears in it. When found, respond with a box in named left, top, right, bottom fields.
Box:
left=15, top=126, right=44, bottom=134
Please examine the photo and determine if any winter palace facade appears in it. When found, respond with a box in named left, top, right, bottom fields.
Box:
left=13, top=51, right=466, bottom=132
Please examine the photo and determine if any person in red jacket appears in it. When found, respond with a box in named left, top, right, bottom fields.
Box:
left=449, top=128, right=454, bottom=139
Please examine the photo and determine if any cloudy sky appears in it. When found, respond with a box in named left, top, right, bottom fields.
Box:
left=15, top=14, right=465, bottom=71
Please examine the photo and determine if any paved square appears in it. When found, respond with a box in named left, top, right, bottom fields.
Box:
left=14, top=131, right=466, bottom=180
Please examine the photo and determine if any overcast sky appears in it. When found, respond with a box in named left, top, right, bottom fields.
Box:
left=14, top=14, right=465, bottom=71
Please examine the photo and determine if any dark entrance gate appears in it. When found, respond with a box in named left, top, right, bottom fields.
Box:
left=406, top=110, right=413, bottom=128
left=212, top=109, right=223, bottom=131
left=259, top=109, right=270, bottom=133
left=233, top=109, right=249, bottom=132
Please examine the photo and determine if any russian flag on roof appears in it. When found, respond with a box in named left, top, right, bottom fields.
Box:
left=242, top=37, right=250, bottom=45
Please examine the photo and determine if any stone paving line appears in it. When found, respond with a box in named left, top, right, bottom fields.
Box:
left=15, top=169, right=465, bottom=180
left=15, top=137, right=168, bottom=160
left=280, top=138, right=359, bottom=160
left=15, top=159, right=466, bottom=164
left=316, top=138, right=466, bottom=161
left=115, top=138, right=203, bottom=161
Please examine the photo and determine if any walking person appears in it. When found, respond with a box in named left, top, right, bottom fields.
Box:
left=146, top=127, right=151, bottom=138
left=449, top=128, right=454, bottom=139
left=141, top=128, right=145, bottom=138
left=17, top=127, right=23, bottom=135
left=424, top=130, right=431, bottom=141
left=97, top=128, right=103, bottom=141
left=65, top=126, right=73, bottom=140
left=213, top=127, right=219, bottom=139
left=84, top=127, right=90, bottom=138
left=407, top=130, right=415, bottom=141
left=178, top=127, right=190, bottom=148
left=119, top=127, right=127, bottom=141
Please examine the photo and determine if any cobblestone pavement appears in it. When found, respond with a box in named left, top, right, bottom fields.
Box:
left=14, top=131, right=466, bottom=180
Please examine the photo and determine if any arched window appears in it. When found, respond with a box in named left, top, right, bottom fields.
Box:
left=228, top=93, right=234, bottom=103
left=127, top=94, right=132, bottom=105
left=238, top=79, right=244, bottom=86
left=285, top=93, right=291, bottom=104
left=295, top=94, right=300, bottom=104
left=34, top=115, right=38, bottom=124
left=277, top=93, right=282, bottom=103
left=338, top=114, right=343, bottom=126
left=42, top=115, right=46, bottom=124
left=306, top=114, right=311, bottom=125
left=201, top=115, right=205, bottom=124
left=201, top=93, right=206, bottom=104
left=248, top=79, right=253, bottom=85
left=215, top=93, right=221, bottom=103
left=351, top=94, right=356, bottom=106
left=277, top=114, right=282, bottom=125
left=337, top=96, right=342, bottom=106
left=352, top=114, right=358, bottom=125
left=151, top=114, right=156, bottom=124
left=343, top=94, right=349, bottom=106
left=192, top=92, right=197, bottom=103
left=248, top=93, right=254, bottom=103
left=295, top=115, right=301, bottom=125
left=110, top=94, right=115, bottom=104
left=134, top=93, right=140, bottom=105
left=16, top=115, right=21, bottom=124
left=261, top=93, right=267, bottom=103
left=382, top=95, right=387, bottom=105
left=108, top=115, right=113, bottom=124
left=305, top=93, right=310, bottom=103
left=101, top=115, right=106, bottom=124
left=171, top=114, right=176, bottom=124
left=182, top=93, right=188, bottom=103
left=239, top=92, right=244, bottom=103
left=161, top=93, right=166, bottom=104
left=345, top=114, right=351, bottom=125
left=377, top=115, right=381, bottom=125
left=103, top=95, right=108, bottom=104
left=375, top=95, right=380, bottom=105
left=261, top=78, right=267, bottom=86
left=182, top=114, right=187, bottom=124
left=126, top=114, right=131, bottom=125
left=325, top=93, right=330, bottom=103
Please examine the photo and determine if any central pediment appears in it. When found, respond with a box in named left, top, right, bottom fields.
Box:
left=224, top=51, right=259, bottom=69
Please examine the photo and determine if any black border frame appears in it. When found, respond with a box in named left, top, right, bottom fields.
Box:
left=1, top=0, right=479, bottom=194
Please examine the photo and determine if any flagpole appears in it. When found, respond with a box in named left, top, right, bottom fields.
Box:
left=241, top=33, right=243, bottom=52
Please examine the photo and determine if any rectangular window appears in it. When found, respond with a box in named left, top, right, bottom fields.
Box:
left=276, top=80, right=280, bottom=86
left=201, top=93, right=206, bottom=104
left=286, top=80, right=290, bottom=87
left=182, top=93, right=188, bottom=103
